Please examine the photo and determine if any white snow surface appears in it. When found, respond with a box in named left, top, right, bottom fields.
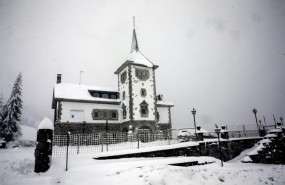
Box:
left=126, top=50, right=154, bottom=67
left=54, top=83, right=120, bottom=102
left=0, top=147, right=285, bottom=185
left=37, top=118, right=54, bottom=130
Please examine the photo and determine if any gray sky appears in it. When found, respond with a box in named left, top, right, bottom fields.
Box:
left=0, top=0, right=284, bottom=131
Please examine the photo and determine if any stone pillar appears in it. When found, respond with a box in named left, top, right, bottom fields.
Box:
left=196, top=126, right=204, bottom=141
left=221, top=125, right=229, bottom=139
left=34, top=118, right=54, bottom=173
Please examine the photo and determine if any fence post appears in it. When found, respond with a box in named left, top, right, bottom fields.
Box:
left=77, top=134, right=79, bottom=155
left=137, top=131, right=140, bottom=149
left=101, top=133, right=104, bottom=152
left=168, top=130, right=170, bottom=145
left=66, top=132, right=70, bottom=171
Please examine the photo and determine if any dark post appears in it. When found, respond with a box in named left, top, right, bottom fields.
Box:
left=137, top=130, right=140, bottom=149
left=105, top=118, right=109, bottom=152
left=215, top=127, right=223, bottom=167
left=191, top=108, right=198, bottom=141
left=66, top=132, right=70, bottom=171
left=280, top=117, right=283, bottom=126
left=252, top=108, right=259, bottom=131
left=34, top=118, right=54, bottom=173
left=263, top=116, right=267, bottom=126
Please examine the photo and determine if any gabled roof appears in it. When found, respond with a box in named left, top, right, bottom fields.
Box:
left=52, top=83, right=120, bottom=108
left=157, top=100, right=174, bottom=107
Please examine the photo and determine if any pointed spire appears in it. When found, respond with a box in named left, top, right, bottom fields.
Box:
left=131, top=16, right=139, bottom=52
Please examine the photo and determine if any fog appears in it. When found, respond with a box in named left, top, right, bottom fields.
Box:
left=0, top=0, right=284, bottom=131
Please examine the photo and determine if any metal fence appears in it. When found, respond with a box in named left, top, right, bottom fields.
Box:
left=52, top=129, right=261, bottom=158
left=52, top=131, right=177, bottom=158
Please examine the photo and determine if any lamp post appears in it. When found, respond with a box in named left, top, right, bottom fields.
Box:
left=252, top=108, right=259, bottom=131
left=280, top=117, right=283, bottom=126
left=263, top=116, right=267, bottom=126
left=191, top=108, right=198, bottom=141
left=215, top=127, right=223, bottom=167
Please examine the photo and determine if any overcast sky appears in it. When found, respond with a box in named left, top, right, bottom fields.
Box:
left=0, top=0, right=284, bottom=131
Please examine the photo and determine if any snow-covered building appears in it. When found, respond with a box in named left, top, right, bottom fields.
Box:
left=52, top=24, right=174, bottom=134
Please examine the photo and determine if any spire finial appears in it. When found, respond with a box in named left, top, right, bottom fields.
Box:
left=131, top=16, right=139, bottom=52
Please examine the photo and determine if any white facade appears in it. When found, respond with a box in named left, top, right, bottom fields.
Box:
left=52, top=26, right=174, bottom=133
left=60, top=101, right=121, bottom=124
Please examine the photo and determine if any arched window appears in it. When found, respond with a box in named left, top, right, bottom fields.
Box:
left=140, top=100, right=149, bottom=117
left=141, top=88, right=146, bottom=97
left=123, top=91, right=125, bottom=100
left=121, top=71, right=127, bottom=84
left=122, top=103, right=127, bottom=119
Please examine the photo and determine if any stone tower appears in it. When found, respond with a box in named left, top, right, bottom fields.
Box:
left=114, top=19, right=159, bottom=132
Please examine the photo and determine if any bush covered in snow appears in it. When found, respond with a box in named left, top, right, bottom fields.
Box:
left=246, top=128, right=285, bottom=164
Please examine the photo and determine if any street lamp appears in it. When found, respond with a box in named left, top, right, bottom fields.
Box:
left=252, top=108, right=259, bottom=131
left=191, top=108, right=198, bottom=141
left=215, top=126, right=223, bottom=167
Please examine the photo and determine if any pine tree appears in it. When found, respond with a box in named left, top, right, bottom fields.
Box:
left=2, top=73, right=23, bottom=142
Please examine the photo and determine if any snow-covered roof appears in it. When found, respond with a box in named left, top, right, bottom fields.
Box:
left=157, top=100, right=174, bottom=107
left=126, top=50, right=154, bottom=68
left=38, top=117, right=54, bottom=130
left=53, top=83, right=120, bottom=103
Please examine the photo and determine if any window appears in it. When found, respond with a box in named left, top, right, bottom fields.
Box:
left=123, top=91, right=125, bottom=100
left=135, top=68, right=149, bottom=80
left=140, top=100, right=149, bottom=117
left=141, top=88, right=146, bottom=97
left=70, top=110, right=84, bottom=120
left=92, top=109, right=118, bottom=120
left=121, top=71, right=127, bottom=84
left=122, top=103, right=127, bottom=119
left=112, top=112, right=117, bottom=119
left=93, top=93, right=99, bottom=97
left=102, top=94, right=108, bottom=99
left=93, top=111, right=99, bottom=118
left=102, top=111, right=107, bottom=119
left=111, top=95, right=117, bottom=99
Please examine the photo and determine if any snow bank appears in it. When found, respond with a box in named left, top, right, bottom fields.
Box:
left=1, top=147, right=285, bottom=185
left=38, top=118, right=54, bottom=130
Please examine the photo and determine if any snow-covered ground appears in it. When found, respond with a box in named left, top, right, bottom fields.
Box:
left=0, top=146, right=285, bottom=185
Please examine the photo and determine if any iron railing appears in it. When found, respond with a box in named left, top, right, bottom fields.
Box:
left=52, top=130, right=261, bottom=158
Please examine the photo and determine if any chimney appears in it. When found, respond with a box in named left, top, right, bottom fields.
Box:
left=57, top=74, right=62, bottom=84
left=157, top=94, right=163, bottom=101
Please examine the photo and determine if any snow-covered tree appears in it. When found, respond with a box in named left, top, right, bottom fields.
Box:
left=0, top=95, right=4, bottom=138
left=2, top=73, right=23, bottom=142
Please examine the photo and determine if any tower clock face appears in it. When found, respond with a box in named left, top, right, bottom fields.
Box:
left=135, top=68, right=149, bottom=80
left=120, top=71, right=127, bottom=84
